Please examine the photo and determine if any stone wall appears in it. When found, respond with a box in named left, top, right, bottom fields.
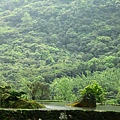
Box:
left=0, top=109, right=120, bottom=120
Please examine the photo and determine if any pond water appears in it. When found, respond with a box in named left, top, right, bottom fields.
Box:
left=39, top=101, right=120, bottom=112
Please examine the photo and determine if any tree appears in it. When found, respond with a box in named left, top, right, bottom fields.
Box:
left=50, top=77, right=76, bottom=101
left=116, top=87, right=120, bottom=104
left=21, top=12, right=32, bottom=23
left=27, top=81, right=50, bottom=100
left=21, top=12, right=32, bottom=27
left=102, top=56, right=115, bottom=68
left=80, top=80, right=105, bottom=103
left=97, top=36, right=112, bottom=43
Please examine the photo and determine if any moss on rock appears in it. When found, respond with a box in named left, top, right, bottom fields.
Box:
left=68, top=93, right=96, bottom=108
left=0, top=85, right=45, bottom=109
left=1, top=95, right=45, bottom=109
left=10, top=99, right=46, bottom=109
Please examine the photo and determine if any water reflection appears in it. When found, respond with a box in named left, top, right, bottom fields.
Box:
left=39, top=101, right=120, bottom=112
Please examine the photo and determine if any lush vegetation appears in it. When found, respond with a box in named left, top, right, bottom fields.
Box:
left=0, top=0, right=120, bottom=104
left=51, top=68, right=120, bottom=103
left=0, top=85, right=45, bottom=108
left=80, top=80, right=105, bottom=103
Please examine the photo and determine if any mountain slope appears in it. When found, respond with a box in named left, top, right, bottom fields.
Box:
left=0, top=0, right=120, bottom=84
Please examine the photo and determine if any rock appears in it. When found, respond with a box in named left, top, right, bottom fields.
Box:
left=0, top=86, right=45, bottom=109
left=11, top=99, right=46, bottom=109
left=0, top=93, right=45, bottom=109
left=70, top=93, right=96, bottom=107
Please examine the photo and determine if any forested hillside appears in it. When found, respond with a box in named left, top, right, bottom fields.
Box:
left=0, top=0, right=120, bottom=103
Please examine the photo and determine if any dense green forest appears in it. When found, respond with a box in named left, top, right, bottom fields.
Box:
left=0, top=0, right=120, bottom=103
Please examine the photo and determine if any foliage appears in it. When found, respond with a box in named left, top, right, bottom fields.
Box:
left=116, top=87, right=120, bottom=104
left=0, top=85, right=45, bottom=108
left=10, top=99, right=45, bottom=109
left=27, top=81, right=50, bottom=100
left=80, top=80, right=105, bottom=103
left=50, top=77, right=76, bottom=101
left=50, top=68, right=120, bottom=103
left=0, top=0, right=120, bottom=103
